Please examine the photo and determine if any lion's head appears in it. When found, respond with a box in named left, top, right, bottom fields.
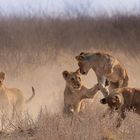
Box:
left=63, top=70, right=82, bottom=90
left=100, top=92, right=122, bottom=110
left=0, top=72, right=5, bottom=84
left=75, top=52, right=92, bottom=75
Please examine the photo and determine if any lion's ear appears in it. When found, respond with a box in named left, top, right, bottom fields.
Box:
left=75, top=52, right=88, bottom=61
left=75, top=55, right=86, bottom=61
left=75, top=69, right=80, bottom=75
left=62, top=71, right=70, bottom=80
left=0, top=72, right=5, bottom=80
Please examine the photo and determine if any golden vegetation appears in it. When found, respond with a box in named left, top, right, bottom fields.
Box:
left=0, top=13, right=139, bottom=139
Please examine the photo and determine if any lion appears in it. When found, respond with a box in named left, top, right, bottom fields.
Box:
left=75, top=52, right=129, bottom=97
left=62, top=70, right=99, bottom=115
left=100, top=87, right=140, bottom=126
left=0, top=72, right=35, bottom=117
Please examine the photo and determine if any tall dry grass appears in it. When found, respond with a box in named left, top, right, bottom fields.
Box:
left=0, top=13, right=140, bottom=139
left=0, top=14, right=140, bottom=77
left=0, top=104, right=140, bottom=140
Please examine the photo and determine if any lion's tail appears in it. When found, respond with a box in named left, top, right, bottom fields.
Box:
left=26, top=86, right=35, bottom=103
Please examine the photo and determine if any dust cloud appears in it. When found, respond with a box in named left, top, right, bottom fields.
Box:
left=2, top=49, right=139, bottom=118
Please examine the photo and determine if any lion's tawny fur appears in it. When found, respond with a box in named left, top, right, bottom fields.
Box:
left=0, top=72, right=35, bottom=117
left=101, top=87, right=140, bottom=117
left=76, top=52, right=129, bottom=97
left=63, top=70, right=99, bottom=115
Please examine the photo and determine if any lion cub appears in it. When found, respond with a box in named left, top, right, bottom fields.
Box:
left=63, top=70, right=99, bottom=115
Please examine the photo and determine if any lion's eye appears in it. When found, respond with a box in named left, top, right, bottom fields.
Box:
left=78, top=77, right=81, bottom=81
left=71, top=78, right=75, bottom=81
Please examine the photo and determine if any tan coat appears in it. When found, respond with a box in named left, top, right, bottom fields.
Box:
left=64, top=85, right=99, bottom=115
left=63, top=70, right=99, bottom=115
left=76, top=52, right=129, bottom=97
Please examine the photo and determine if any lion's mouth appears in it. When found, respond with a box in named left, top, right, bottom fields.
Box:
left=80, top=69, right=88, bottom=75
left=81, top=72, right=86, bottom=75
left=73, top=85, right=81, bottom=89
left=80, top=71, right=88, bottom=75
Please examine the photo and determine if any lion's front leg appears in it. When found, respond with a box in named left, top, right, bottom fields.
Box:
left=118, top=80, right=124, bottom=88
left=63, top=104, right=74, bottom=116
left=80, top=101, right=85, bottom=111
left=115, top=109, right=126, bottom=128
left=83, top=84, right=100, bottom=99
left=97, top=76, right=109, bottom=97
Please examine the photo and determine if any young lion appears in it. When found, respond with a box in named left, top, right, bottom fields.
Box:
left=100, top=87, right=140, bottom=119
left=63, top=70, right=99, bottom=115
left=0, top=72, right=35, bottom=117
left=75, top=52, right=129, bottom=97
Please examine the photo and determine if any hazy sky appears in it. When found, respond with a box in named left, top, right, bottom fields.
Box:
left=0, top=0, right=139, bottom=16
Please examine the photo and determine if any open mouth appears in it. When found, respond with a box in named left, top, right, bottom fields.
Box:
left=73, top=85, right=81, bottom=89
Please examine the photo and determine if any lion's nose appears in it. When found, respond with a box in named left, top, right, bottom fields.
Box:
left=100, top=98, right=106, bottom=104
left=79, top=69, right=85, bottom=75
left=81, top=71, right=86, bottom=75
left=76, top=83, right=80, bottom=87
left=77, top=83, right=80, bottom=86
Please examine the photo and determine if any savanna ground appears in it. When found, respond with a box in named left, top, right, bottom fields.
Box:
left=0, top=13, right=140, bottom=139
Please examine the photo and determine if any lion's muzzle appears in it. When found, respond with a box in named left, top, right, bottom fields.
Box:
left=100, top=98, right=107, bottom=104
left=79, top=69, right=87, bottom=75
left=73, top=83, right=81, bottom=89
left=81, top=71, right=86, bottom=75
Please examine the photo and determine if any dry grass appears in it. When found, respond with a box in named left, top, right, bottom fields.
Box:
left=0, top=103, right=140, bottom=140
left=0, top=14, right=140, bottom=77
left=0, top=14, right=139, bottom=139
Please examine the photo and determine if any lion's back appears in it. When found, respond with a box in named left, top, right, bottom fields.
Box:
left=7, top=88, right=24, bottom=104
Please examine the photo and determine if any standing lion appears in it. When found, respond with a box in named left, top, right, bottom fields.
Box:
left=75, top=52, right=129, bottom=97
left=0, top=72, right=35, bottom=118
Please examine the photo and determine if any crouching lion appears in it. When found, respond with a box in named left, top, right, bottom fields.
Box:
left=63, top=70, right=99, bottom=115
left=0, top=72, right=35, bottom=117
left=100, top=87, right=140, bottom=125
left=75, top=52, right=129, bottom=97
